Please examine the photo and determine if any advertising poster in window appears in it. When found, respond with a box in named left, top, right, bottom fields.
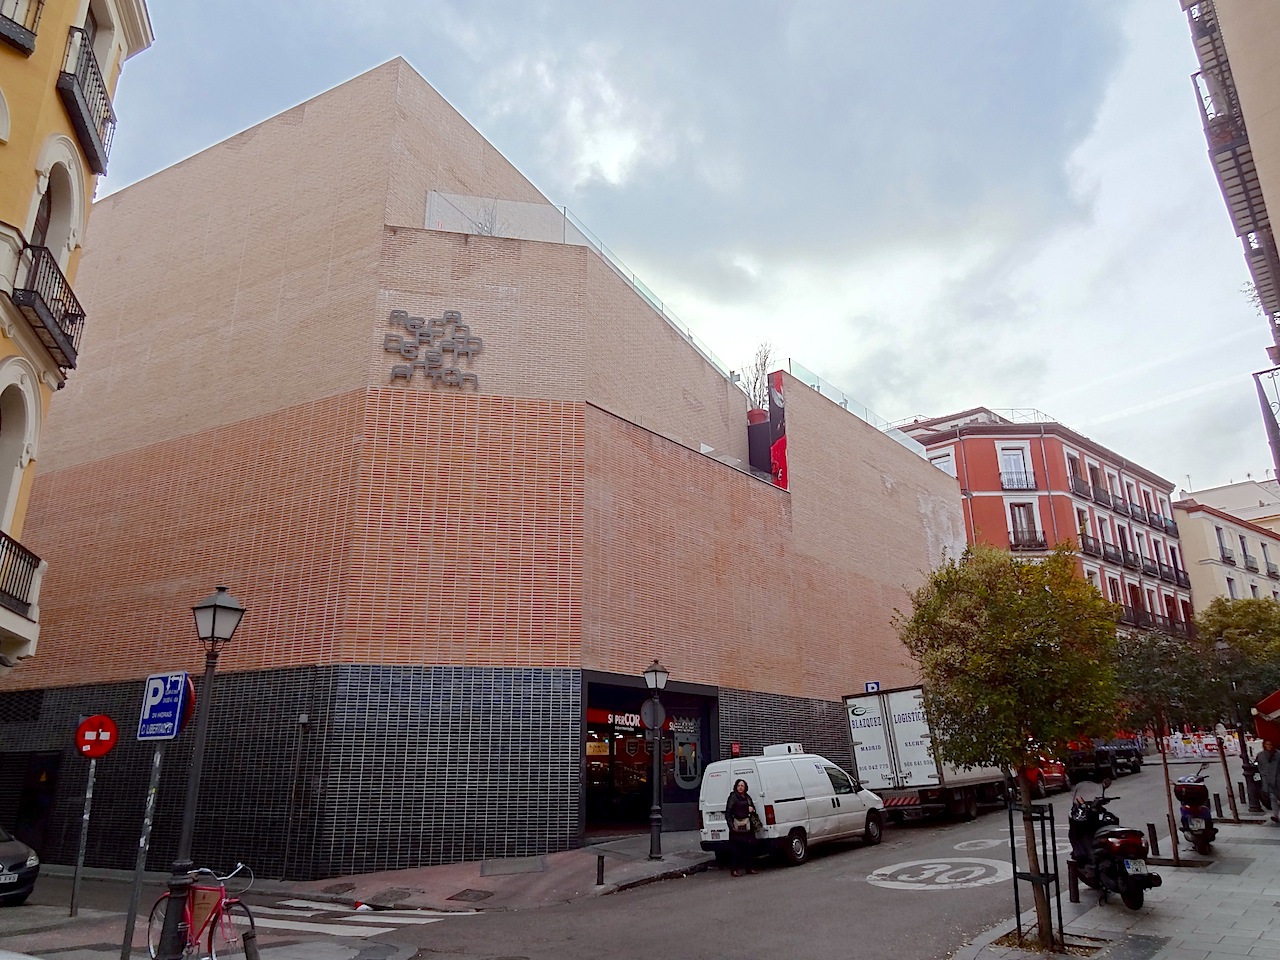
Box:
left=768, top=370, right=788, bottom=490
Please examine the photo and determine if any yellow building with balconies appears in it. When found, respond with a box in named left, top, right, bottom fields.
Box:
left=0, top=0, right=151, bottom=675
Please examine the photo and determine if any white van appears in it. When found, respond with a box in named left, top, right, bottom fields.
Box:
left=698, top=743, right=884, bottom=865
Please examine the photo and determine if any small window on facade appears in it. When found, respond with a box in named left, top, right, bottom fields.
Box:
left=1251, top=585, right=1260, bottom=599
left=929, top=452, right=956, bottom=478
left=1108, top=579, right=1121, bottom=603
left=1227, top=578, right=1238, bottom=599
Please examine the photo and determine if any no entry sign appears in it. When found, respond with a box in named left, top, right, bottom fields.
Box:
left=75, top=714, right=118, bottom=759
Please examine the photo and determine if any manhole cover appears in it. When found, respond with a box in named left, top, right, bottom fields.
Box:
left=367, top=886, right=417, bottom=905
left=447, top=888, right=494, bottom=902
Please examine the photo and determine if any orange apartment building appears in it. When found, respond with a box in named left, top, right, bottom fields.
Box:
left=0, top=60, right=963, bottom=879
left=904, top=408, right=1194, bottom=635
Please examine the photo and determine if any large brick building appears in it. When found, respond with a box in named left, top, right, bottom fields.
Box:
left=0, top=60, right=962, bottom=879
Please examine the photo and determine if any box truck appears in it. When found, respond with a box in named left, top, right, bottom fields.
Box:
left=843, top=685, right=1007, bottom=820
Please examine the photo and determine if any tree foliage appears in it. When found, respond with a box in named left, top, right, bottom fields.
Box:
left=897, top=544, right=1120, bottom=772
left=1113, top=627, right=1214, bottom=732
left=1196, top=596, right=1280, bottom=716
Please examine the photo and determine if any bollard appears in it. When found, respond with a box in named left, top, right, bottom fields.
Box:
left=1214, top=794, right=1224, bottom=820
left=1067, top=860, right=1080, bottom=903
left=243, top=930, right=261, bottom=960
left=1146, top=822, right=1161, bottom=857
left=596, top=854, right=605, bottom=886
left=1239, top=781, right=1247, bottom=805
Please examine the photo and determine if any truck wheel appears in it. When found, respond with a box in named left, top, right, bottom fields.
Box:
left=783, top=829, right=808, bottom=865
left=962, top=788, right=978, bottom=821
left=863, top=810, right=883, bottom=846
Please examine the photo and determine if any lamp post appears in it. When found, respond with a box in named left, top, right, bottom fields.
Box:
left=643, top=659, right=669, bottom=861
left=156, top=587, right=246, bottom=960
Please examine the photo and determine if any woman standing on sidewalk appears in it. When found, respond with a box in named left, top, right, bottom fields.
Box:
left=724, top=779, right=759, bottom=877
left=1258, top=740, right=1280, bottom=822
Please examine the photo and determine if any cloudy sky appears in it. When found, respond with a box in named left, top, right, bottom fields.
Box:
left=100, top=1, right=1271, bottom=493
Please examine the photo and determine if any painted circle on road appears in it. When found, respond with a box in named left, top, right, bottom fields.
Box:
left=867, top=858, right=1012, bottom=890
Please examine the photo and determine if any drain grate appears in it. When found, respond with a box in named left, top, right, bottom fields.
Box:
left=447, top=888, right=495, bottom=902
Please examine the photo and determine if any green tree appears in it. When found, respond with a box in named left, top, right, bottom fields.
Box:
left=1113, top=627, right=1214, bottom=733
left=896, top=544, right=1119, bottom=950
left=1197, top=596, right=1280, bottom=718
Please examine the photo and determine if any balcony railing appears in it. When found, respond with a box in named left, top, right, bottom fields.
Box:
left=9, top=245, right=84, bottom=369
left=1069, top=474, right=1091, bottom=498
left=1129, top=503, right=1148, bottom=524
left=1269, top=561, right=1280, bottom=580
left=1119, top=605, right=1153, bottom=629
left=1244, top=554, right=1260, bottom=573
left=0, top=530, right=42, bottom=619
left=1010, top=529, right=1047, bottom=550
left=1091, top=484, right=1112, bottom=507
left=56, top=26, right=115, bottom=175
left=1119, top=605, right=1197, bottom=638
left=1220, top=547, right=1237, bottom=565
left=1080, top=534, right=1103, bottom=558
left=1102, top=543, right=1123, bottom=564
left=0, top=0, right=42, bottom=54
left=1112, top=498, right=1130, bottom=517
left=1175, top=569, right=1191, bottom=589
left=1164, top=518, right=1179, bottom=538
left=1122, top=550, right=1142, bottom=571
left=1001, top=471, right=1037, bottom=491
left=1142, top=557, right=1160, bottom=577
left=1158, top=561, right=1177, bottom=583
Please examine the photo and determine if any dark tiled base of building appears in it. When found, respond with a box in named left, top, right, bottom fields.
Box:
left=0, top=668, right=849, bottom=879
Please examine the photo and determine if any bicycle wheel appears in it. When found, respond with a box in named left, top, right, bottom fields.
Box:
left=208, top=900, right=256, bottom=959
left=146, top=894, right=172, bottom=959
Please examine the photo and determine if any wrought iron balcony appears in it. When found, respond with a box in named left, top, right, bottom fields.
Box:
left=1245, top=554, right=1260, bottom=573
left=0, top=530, right=42, bottom=619
left=1164, top=518, right=1180, bottom=539
left=1001, top=471, right=1037, bottom=491
left=1069, top=474, right=1091, bottom=498
left=1129, top=503, right=1148, bottom=524
left=1175, top=569, right=1191, bottom=589
left=1080, top=534, right=1103, bottom=558
left=1010, top=529, right=1047, bottom=551
left=1119, top=605, right=1195, bottom=638
left=1158, top=562, right=1176, bottom=583
left=1119, top=605, right=1152, bottom=629
left=9, top=245, right=84, bottom=369
left=56, top=26, right=115, bottom=175
left=1147, top=511, right=1164, bottom=530
left=0, top=0, right=42, bottom=54
left=1220, top=547, right=1237, bottom=565
left=1122, top=550, right=1142, bottom=571
left=1142, top=557, right=1160, bottom=577
left=1102, top=542, right=1123, bottom=564
left=1091, top=485, right=1112, bottom=507
left=1112, top=498, right=1130, bottom=517
left=1269, top=561, right=1279, bottom=580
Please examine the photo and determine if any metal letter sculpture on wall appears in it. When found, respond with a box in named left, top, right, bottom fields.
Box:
left=384, top=309, right=483, bottom=389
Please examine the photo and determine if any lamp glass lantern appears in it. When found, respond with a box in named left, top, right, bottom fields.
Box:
left=192, top=586, right=246, bottom=650
left=643, top=659, right=669, bottom=692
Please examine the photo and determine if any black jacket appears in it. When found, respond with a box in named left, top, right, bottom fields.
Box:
left=725, top=791, right=755, bottom=830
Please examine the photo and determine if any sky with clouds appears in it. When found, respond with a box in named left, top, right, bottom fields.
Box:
left=101, top=1, right=1271, bottom=493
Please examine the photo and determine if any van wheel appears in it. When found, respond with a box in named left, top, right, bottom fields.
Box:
left=783, top=829, right=808, bottom=865
left=864, top=810, right=883, bottom=846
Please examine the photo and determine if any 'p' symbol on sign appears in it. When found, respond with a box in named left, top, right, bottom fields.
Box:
left=137, top=672, right=189, bottom=741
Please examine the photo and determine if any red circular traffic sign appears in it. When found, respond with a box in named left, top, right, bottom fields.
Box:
left=75, top=714, right=118, bottom=759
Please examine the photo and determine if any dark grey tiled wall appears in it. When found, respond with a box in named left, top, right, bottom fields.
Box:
left=718, top=688, right=852, bottom=771
left=0, top=665, right=582, bottom=880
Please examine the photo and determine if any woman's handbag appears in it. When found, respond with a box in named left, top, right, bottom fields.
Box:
left=732, top=817, right=751, bottom=832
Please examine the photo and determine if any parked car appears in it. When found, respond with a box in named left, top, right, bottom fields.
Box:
left=1025, top=754, right=1070, bottom=798
left=1107, top=734, right=1144, bottom=775
left=0, top=825, right=39, bottom=906
left=699, top=743, right=884, bottom=866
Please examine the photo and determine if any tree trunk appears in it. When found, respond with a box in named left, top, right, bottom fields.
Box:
left=1157, top=717, right=1181, bottom=866
left=1016, top=767, right=1056, bottom=950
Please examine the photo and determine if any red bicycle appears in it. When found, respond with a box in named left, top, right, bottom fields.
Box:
left=146, top=862, right=256, bottom=958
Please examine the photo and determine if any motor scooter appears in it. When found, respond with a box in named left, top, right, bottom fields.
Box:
left=1068, top=779, right=1162, bottom=910
left=1174, top=763, right=1217, bottom=855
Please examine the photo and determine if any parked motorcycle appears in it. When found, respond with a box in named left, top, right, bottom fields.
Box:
left=1175, top=763, right=1218, bottom=855
left=1068, top=779, right=1162, bottom=909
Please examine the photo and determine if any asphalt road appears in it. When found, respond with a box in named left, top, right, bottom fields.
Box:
left=9, top=754, right=1243, bottom=960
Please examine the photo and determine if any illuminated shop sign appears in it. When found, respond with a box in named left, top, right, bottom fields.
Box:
left=383, top=308, right=483, bottom=388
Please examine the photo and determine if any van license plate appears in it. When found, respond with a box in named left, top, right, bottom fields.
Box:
left=1189, top=818, right=1206, bottom=831
left=0, top=874, right=16, bottom=884
left=1123, top=859, right=1147, bottom=875
left=710, top=830, right=725, bottom=840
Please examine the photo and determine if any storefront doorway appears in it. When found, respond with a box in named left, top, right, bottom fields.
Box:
left=583, top=678, right=716, bottom=834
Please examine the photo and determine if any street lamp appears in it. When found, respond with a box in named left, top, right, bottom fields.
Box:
left=156, top=587, right=245, bottom=960
left=643, top=659, right=669, bottom=861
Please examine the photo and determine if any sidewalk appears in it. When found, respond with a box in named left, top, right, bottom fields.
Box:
left=956, top=816, right=1280, bottom=960
left=0, top=830, right=714, bottom=960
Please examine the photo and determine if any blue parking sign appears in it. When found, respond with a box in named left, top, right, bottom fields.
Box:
left=137, top=672, right=189, bottom=741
